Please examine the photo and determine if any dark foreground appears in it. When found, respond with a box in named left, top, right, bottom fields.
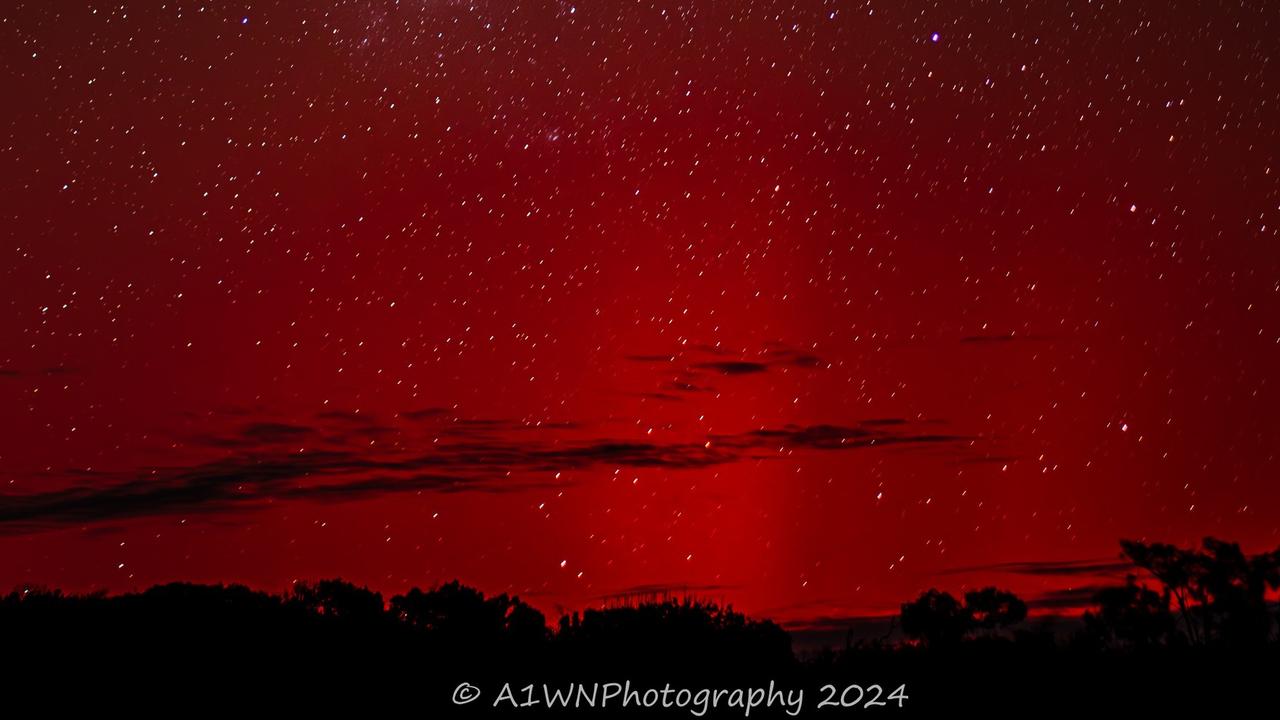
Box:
left=13, top=635, right=1278, bottom=716
left=5, top=581, right=1277, bottom=715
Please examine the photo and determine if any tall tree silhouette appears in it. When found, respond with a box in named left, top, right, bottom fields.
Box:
left=1121, top=537, right=1280, bottom=646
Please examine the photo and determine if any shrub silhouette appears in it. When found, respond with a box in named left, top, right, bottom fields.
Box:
left=555, top=598, right=792, bottom=674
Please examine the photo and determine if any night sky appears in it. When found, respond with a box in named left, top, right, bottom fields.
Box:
left=3, top=1, right=1278, bottom=628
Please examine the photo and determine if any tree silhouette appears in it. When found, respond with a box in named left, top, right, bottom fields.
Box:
left=291, top=578, right=385, bottom=623
left=390, top=580, right=546, bottom=651
left=1197, top=537, right=1280, bottom=646
left=1119, top=540, right=1205, bottom=644
left=1120, top=537, right=1280, bottom=646
left=900, top=589, right=971, bottom=648
left=964, top=587, right=1028, bottom=634
left=900, top=586, right=1029, bottom=647
left=4, top=534, right=1279, bottom=715
left=1082, top=576, right=1176, bottom=649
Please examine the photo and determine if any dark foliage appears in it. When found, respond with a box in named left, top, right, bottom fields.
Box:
left=1082, top=576, right=1177, bottom=649
left=899, top=586, right=1027, bottom=647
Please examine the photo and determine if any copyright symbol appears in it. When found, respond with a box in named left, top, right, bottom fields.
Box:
left=452, top=682, right=481, bottom=705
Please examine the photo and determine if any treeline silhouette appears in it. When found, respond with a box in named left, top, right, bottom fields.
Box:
left=4, top=537, right=1278, bottom=713
left=5, top=579, right=789, bottom=674
left=895, top=537, right=1280, bottom=650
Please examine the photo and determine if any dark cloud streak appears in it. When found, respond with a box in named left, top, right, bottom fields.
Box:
left=0, top=418, right=967, bottom=534
left=939, top=558, right=1132, bottom=577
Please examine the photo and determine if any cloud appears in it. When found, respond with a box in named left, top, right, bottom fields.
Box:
left=667, top=381, right=715, bottom=394
left=639, top=392, right=687, bottom=402
left=938, top=558, right=1132, bottom=578
left=761, top=342, right=823, bottom=368
left=626, top=342, right=826, bottom=397
left=240, top=422, right=314, bottom=443
left=0, top=416, right=966, bottom=534
left=400, top=407, right=449, bottom=421
left=693, top=361, right=770, bottom=375
left=718, top=424, right=967, bottom=452
left=633, top=380, right=718, bottom=403
left=1026, top=585, right=1112, bottom=610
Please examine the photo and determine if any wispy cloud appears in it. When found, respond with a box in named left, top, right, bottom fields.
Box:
left=938, top=558, right=1132, bottom=578
left=1026, top=585, right=1114, bottom=610
left=692, top=360, right=771, bottom=375
left=625, top=342, right=827, bottom=399
left=0, top=415, right=968, bottom=534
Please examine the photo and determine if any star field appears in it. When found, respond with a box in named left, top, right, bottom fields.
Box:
left=2, top=1, right=1278, bottom=624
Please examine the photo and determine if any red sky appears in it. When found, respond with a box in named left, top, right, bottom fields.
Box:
left=2, top=1, right=1278, bottom=627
